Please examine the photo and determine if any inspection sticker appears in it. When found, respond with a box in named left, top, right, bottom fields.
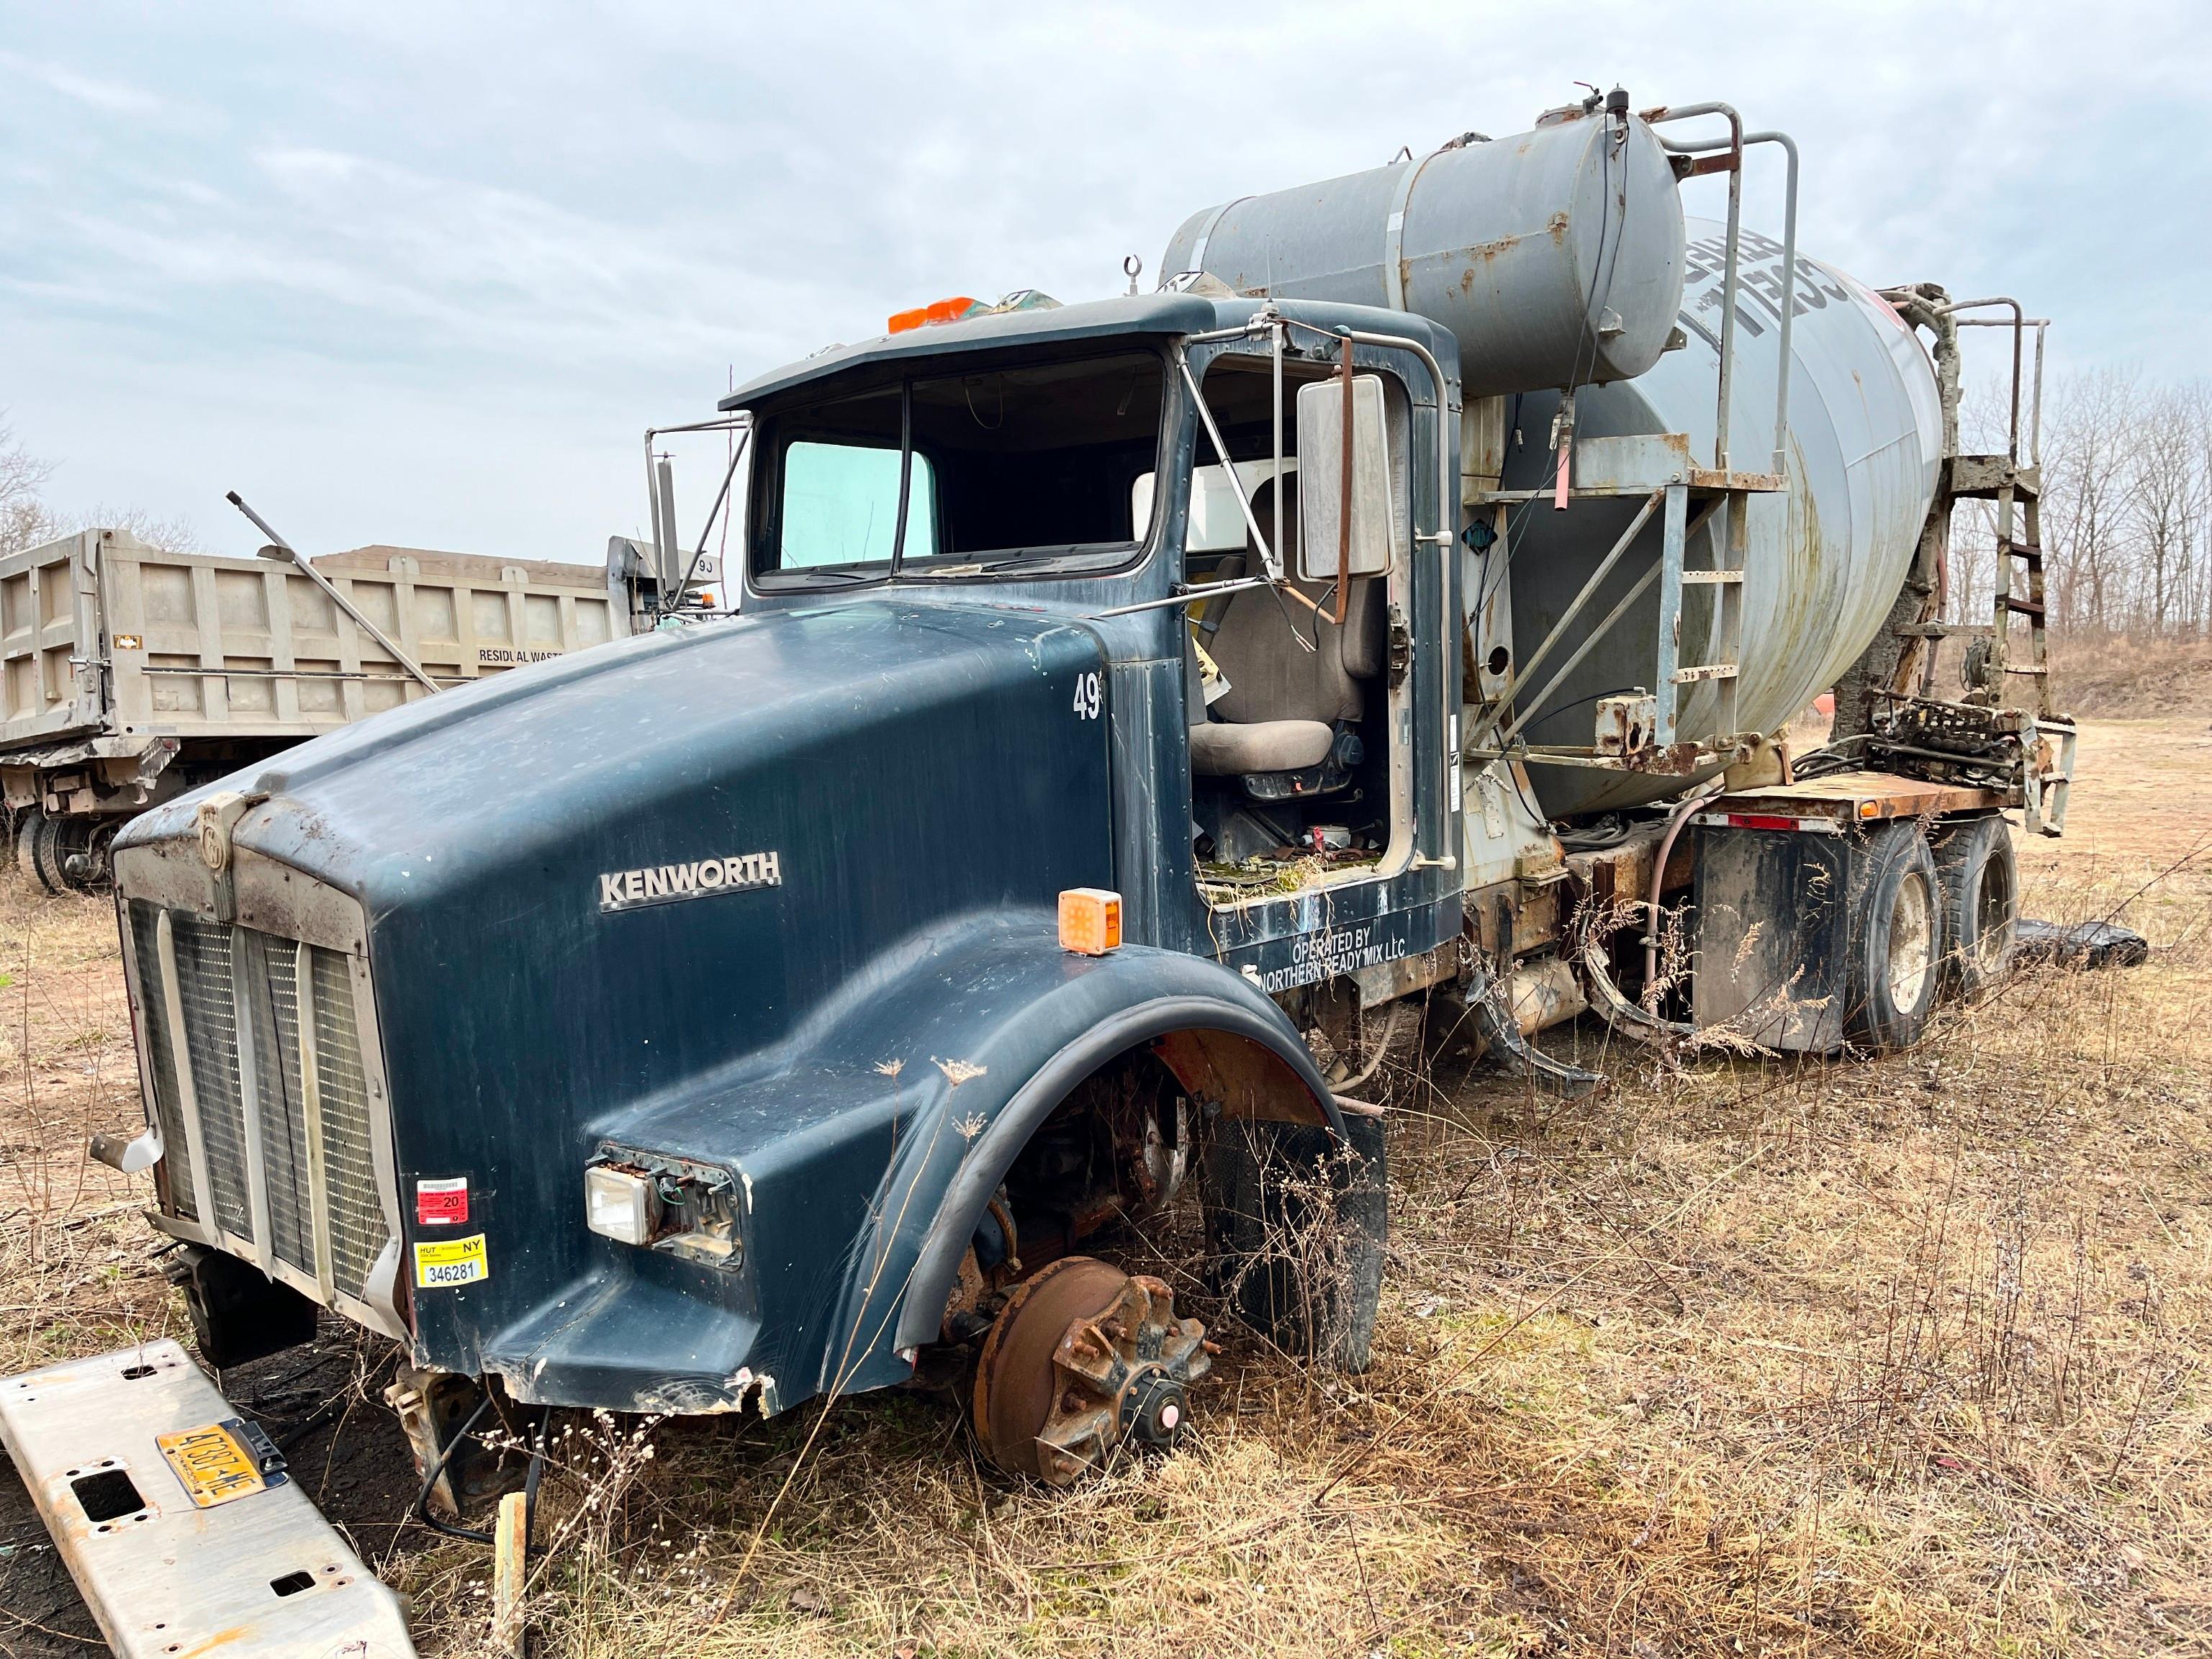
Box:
left=413, top=1233, right=489, bottom=1288
left=415, top=1176, right=469, bottom=1226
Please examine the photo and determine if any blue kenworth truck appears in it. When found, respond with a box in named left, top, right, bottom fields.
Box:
left=94, top=96, right=2060, bottom=1498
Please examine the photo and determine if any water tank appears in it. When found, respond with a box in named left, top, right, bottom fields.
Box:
left=1499, top=217, right=1945, bottom=816
left=1162, top=110, right=1686, bottom=397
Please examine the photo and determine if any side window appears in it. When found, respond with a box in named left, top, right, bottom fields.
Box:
left=777, top=441, right=936, bottom=569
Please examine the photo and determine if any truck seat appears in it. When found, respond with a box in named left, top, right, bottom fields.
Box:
left=1188, top=482, right=1383, bottom=780
left=1189, top=713, right=1335, bottom=776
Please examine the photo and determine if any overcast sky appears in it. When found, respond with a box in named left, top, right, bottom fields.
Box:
left=2, top=1, right=2203, bottom=565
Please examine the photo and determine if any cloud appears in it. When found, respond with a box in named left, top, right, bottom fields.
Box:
left=0, top=50, right=166, bottom=117
left=0, top=0, right=2204, bottom=564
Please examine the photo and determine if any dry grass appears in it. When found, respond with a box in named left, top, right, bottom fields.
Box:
left=0, top=888, right=185, bottom=1382
left=4, top=712, right=2210, bottom=1658
left=2049, top=633, right=2212, bottom=720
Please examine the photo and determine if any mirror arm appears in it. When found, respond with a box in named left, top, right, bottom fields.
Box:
left=1093, top=575, right=1276, bottom=620
left=1175, top=349, right=1280, bottom=579
left=1271, top=313, right=1286, bottom=597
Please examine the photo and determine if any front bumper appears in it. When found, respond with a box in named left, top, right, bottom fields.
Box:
left=0, top=1339, right=415, bottom=1658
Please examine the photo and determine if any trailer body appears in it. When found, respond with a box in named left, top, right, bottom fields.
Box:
left=0, top=530, right=626, bottom=885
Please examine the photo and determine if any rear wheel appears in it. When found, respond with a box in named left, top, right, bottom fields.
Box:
left=28, top=813, right=68, bottom=896
left=1933, top=815, right=2018, bottom=999
left=1845, top=823, right=1943, bottom=1049
left=1201, top=1113, right=1387, bottom=1373
left=12, top=812, right=42, bottom=887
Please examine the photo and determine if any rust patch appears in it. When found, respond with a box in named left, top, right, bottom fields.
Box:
left=972, top=1257, right=1210, bottom=1484
left=1150, top=1029, right=1328, bottom=1126
left=179, top=1626, right=255, bottom=1657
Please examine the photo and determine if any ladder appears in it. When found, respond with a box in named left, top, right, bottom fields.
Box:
left=1911, top=451, right=2074, bottom=835
left=1897, top=299, right=2075, bottom=836
left=1656, top=485, right=1748, bottom=746
left=1988, top=472, right=2051, bottom=717
left=1982, top=463, right=2073, bottom=835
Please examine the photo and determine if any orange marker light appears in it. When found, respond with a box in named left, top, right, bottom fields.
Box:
left=1058, top=888, right=1122, bottom=956
left=888, top=295, right=982, bottom=334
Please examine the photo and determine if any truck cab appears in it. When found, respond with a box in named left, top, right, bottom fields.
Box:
left=105, top=291, right=1461, bottom=1484
left=723, top=291, right=1466, bottom=1000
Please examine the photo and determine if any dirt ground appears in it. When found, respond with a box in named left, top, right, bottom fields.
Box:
left=2, top=710, right=2208, bottom=1658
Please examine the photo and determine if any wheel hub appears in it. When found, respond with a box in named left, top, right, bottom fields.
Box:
left=972, top=1255, right=1211, bottom=1484
left=1887, top=869, right=1934, bottom=1010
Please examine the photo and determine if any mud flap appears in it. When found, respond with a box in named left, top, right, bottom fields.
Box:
left=0, top=1339, right=415, bottom=1658
left=1203, top=1111, right=1387, bottom=1373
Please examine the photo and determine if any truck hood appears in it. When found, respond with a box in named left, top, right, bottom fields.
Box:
left=114, top=597, right=1116, bottom=1371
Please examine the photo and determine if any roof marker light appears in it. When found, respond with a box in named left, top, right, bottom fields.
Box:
left=888, top=295, right=982, bottom=334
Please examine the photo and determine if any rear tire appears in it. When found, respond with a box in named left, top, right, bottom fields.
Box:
left=12, top=813, right=42, bottom=887
left=1932, top=815, right=2018, bottom=999
left=28, top=813, right=67, bottom=896
left=1202, top=1113, right=1386, bottom=1373
left=1845, top=823, right=1942, bottom=1050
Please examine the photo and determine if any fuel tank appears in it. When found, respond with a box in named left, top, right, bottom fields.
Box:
left=1163, top=109, right=1685, bottom=397
left=1499, top=217, right=1944, bottom=816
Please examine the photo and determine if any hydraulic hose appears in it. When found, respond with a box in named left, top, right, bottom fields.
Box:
left=1643, top=781, right=1725, bottom=1008
left=412, top=1394, right=496, bottom=1545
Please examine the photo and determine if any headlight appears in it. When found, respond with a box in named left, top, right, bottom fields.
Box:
left=584, top=1152, right=744, bottom=1267
left=584, top=1164, right=658, bottom=1246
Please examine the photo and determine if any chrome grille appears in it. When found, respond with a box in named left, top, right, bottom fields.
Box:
left=240, top=930, right=312, bottom=1275
left=310, top=945, right=385, bottom=1297
left=127, top=903, right=197, bottom=1224
left=169, top=916, right=254, bottom=1241
left=125, top=899, right=392, bottom=1306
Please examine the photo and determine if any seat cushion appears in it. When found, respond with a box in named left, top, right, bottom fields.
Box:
left=1189, top=718, right=1335, bottom=777
left=1206, top=483, right=1376, bottom=723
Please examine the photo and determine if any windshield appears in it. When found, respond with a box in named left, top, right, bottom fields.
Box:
left=751, top=349, right=1166, bottom=586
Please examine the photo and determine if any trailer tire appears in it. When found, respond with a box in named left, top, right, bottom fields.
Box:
left=1845, top=823, right=1942, bottom=1050
left=27, top=814, right=67, bottom=896
left=1932, top=815, right=2018, bottom=1000
left=1202, top=1113, right=1386, bottom=1373
left=13, top=813, right=42, bottom=888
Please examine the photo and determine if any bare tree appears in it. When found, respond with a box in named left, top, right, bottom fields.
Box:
left=0, top=415, right=201, bottom=557
left=0, top=415, right=60, bottom=556
left=2036, top=369, right=2140, bottom=634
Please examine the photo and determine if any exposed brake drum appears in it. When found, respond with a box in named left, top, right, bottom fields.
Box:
left=971, top=1255, right=1210, bottom=1484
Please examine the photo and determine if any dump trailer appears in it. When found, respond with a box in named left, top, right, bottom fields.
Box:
left=69, top=91, right=2069, bottom=1570
left=0, top=530, right=628, bottom=888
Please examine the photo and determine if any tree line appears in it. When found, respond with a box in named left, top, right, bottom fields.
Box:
left=0, top=417, right=199, bottom=559
left=1948, top=368, right=2212, bottom=639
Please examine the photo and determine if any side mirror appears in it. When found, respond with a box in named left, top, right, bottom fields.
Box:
left=1296, top=374, right=1395, bottom=584
left=651, top=453, right=682, bottom=589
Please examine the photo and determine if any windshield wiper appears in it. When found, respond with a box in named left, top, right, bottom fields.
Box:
left=758, top=566, right=887, bottom=587
left=977, top=551, right=1103, bottom=575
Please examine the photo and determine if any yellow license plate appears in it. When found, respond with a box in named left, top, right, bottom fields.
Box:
left=157, top=1423, right=265, bottom=1509
left=413, top=1232, right=489, bottom=1288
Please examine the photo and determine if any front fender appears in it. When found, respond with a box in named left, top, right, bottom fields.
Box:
left=878, top=945, right=1345, bottom=1358
left=522, top=908, right=1338, bottom=1411
left=806, top=916, right=1343, bottom=1394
